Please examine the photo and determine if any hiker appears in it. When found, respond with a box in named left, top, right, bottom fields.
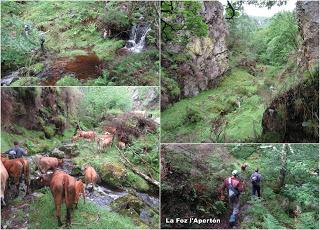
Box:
left=222, top=170, right=244, bottom=228
left=250, top=168, right=262, bottom=198
left=4, top=141, right=28, bottom=159
left=39, top=33, right=45, bottom=53
left=24, top=24, right=30, bottom=36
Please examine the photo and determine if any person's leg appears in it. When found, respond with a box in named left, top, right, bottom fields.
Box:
left=252, top=185, right=257, bottom=196
left=232, top=197, right=240, bottom=215
left=257, top=185, right=261, bottom=198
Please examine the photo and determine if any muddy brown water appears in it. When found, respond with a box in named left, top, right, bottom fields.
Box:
left=40, top=52, right=103, bottom=85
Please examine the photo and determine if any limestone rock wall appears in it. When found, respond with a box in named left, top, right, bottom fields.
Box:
left=182, top=1, right=229, bottom=97
left=161, top=1, right=229, bottom=110
left=296, top=0, right=319, bottom=69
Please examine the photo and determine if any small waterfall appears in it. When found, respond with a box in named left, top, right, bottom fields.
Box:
left=125, top=23, right=151, bottom=53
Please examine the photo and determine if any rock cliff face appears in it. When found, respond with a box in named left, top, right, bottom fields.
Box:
left=296, top=1, right=319, bottom=69
left=131, top=87, right=159, bottom=110
left=182, top=1, right=229, bottom=97
left=161, top=1, right=229, bottom=110
left=261, top=1, right=319, bottom=143
left=1, top=88, right=73, bottom=136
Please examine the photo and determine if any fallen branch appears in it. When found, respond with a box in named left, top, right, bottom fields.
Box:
left=116, top=146, right=160, bottom=188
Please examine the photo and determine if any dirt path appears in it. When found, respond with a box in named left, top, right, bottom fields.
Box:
left=1, top=193, right=34, bottom=229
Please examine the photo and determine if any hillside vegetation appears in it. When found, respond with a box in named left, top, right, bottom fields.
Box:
left=1, top=1, right=159, bottom=86
left=1, top=87, right=160, bottom=229
left=161, top=144, right=319, bottom=229
left=161, top=3, right=318, bottom=143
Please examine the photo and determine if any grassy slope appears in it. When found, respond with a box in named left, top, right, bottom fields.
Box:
left=28, top=189, right=138, bottom=229
left=21, top=1, right=121, bottom=59
left=161, top=65, right=306, bottom=143
left=161, top=68, right=264, bottom=142
left=1, top=126, right=74, bottom=153
left=2, top=1, right=159, bottom=86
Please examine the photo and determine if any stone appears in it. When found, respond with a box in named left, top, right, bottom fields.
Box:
left=49, top=147, right=65, bottom=159
left=58, top=143, right=80, bottom=157
left=99, top=162, right=127, bottom=188
left=110, top=194, right=149, bottom=228
left=296, top=1, right=319, bottom=69
left=162, top=1, right=229, bottom=108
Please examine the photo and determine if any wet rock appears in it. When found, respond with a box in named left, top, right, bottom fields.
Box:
left=31, top=192, right=44, bottom=198
left=110, top=194, right=148, bottom=228
left=49, top=147, right=65, bottom=159
left=111, top=194, right=144, bottom=213
left=58, top=143, right=80, bottom=157
left=110, top=194, right=158, bottom=228
left=131, top=87, right=159, bottom=110
left=30, top=175, right=43, bottom=191
left=99, top=162, right=127, bottom=188
left=1, top=71, right=19, bottom=86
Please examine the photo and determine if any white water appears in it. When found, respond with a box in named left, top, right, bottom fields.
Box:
left=125, top=24, right=151, bottom=53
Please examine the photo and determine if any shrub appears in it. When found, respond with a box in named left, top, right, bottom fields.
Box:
left=56, top=75, right=81, bottom=86
left=184, top=107, right=203, bottom=124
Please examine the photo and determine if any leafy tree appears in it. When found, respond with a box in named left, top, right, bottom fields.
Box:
left=263, top=11, right=299, bottom=65
left=161, top=1, right=208, bottom=44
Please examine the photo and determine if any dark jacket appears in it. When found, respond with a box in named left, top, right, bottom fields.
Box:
left=5, top=146, right=27, bottom=158
left=250, top=172, right=262, bottom=185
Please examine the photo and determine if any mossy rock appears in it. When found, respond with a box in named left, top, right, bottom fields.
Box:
left=58, top=143, right=80, bottom=157
left=111, top=193, right=159, bottom=228
left=125, top=171, right=150, bottom=192
left=98, top=162, right=127, bottom=188
left=49, top=147, right=65, bottom=159
left=30, top=63, right=45, bottom=74
left=110, top=194, right=148, bottom=228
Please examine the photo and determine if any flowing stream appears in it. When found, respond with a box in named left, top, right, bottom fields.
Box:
left=1, top=156, right=159, bottom=229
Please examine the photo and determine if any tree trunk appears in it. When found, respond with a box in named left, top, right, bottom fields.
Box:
left=274, top=144, right=287, bottom=193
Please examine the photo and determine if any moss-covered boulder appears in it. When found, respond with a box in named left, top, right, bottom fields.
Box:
left=110, top=194, right=148, bottom=228
left=125, top=171, right=150, bottom=193
left=58, top=143, right=80, bottom=157
left=110, top=194, right=159, bottom=229
left=99, top=162, right=127, bottom=188
left=49, top=147, right=65, bottom=159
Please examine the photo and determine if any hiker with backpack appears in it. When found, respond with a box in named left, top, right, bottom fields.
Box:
left=221, top=170, right=244, bottom=227
left=250, top=168, right=262, bottom=198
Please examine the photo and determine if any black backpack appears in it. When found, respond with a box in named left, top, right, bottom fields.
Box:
left=228, top=177, right=239, bottom=200
left=251, top=175, right=259, bottom=185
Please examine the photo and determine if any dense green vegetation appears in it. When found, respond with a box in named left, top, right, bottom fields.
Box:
left=1, top=1, right=159, bottom=86
left=161, top=144, right=319, bottom=229
left=161, top=2, right=318, bottom=143
left=161, top=1, right=208, bottom=44
left=1, top=87, right=160, bottom=228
